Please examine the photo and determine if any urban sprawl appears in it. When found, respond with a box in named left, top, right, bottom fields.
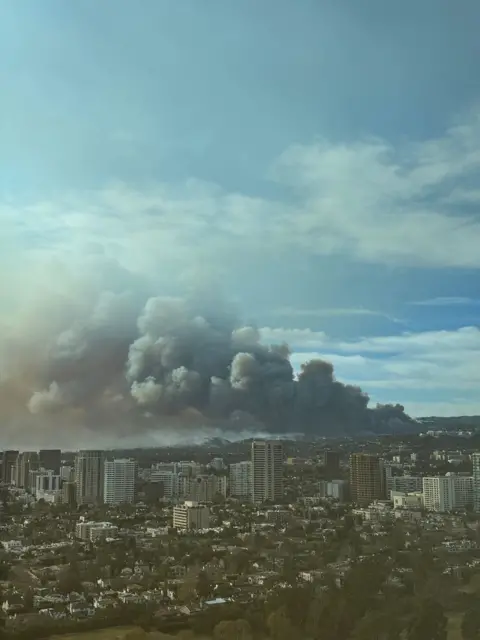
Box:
left=1, top=428, right=480, bottom=638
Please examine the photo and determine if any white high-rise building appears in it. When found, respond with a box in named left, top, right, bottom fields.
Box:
left=327, top=479, right=348, bottom=501
left=251, top=440, right=284, bottom=503
left=104, top=459, right=137, bottom=505
left=423, top=477, right=454, bottom=512
left=75, top=450, right=105, bottom=506
left=473, top=453, right=480, bottom=512
left=230, top=461, right=252, bottom=498
left=423, top=475, right=473, bottom=512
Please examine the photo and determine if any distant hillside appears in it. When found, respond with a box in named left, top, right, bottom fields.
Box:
left=417, top=415, right=480, bottom=428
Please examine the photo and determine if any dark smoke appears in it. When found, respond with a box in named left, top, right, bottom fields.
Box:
left=23, top=293, right=413, bottom=435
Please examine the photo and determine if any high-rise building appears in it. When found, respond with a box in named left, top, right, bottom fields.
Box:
left=177, top=461, right=203, bottom=477
left=62, top=481, right=77, bottom=507
left=173, top=502, right=210, bottom=530
left=423, top=474, right=474, bottom=512
left=450, top=473, right=474, bottom=510
left=103, top=458, right=136, bottom=505
left=473, top=453, right=480, bottom=512
left=423, top=476, right=454, bottom=512
left=251, top=440, right=284, bottom=503
left=75, top=450, right=105, bottom=505
left=327, top=479, right=349, bottom=502
left=181, top=473, right=227, bottom=503
left=2, top=451, right=19, bottom=485
left=150, top=470, right=180, bottom=499
left=23, top=451, right=40, bottom=490
left=209, top=457, right=225, bottom=471
left=39, top=450, right=62, bottom=474
left=60, top=465, right=75, bottom=482
left=390, top=475, right=423, bottom=496
left=12, top=452, right=39, bottom=489
left=230, top=461, right=252, bottom=498
left=321, top=450, right=341, bottom=474
left=349, top=453, right=385, bottom=506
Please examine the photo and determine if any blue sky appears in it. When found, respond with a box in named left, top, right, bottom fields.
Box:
left=1, top=0, right=480, bottom=419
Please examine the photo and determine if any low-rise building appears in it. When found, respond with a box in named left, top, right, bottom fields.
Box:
left=391, top=491, right=423, bottom=510
left=75, top=521, right=118, bottom=542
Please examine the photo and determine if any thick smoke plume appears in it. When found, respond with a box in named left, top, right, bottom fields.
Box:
left=2, top=290, right=412, bottom=439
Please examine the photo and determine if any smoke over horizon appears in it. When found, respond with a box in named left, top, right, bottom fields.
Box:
left=0, top=270, right=413, bottom=446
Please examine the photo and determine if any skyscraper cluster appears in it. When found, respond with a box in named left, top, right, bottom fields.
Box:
left=349, top=451, right=480, bottom=514
left=1, top=440, right=287, bottom=508
left=1, top=449, right=137, bottom=507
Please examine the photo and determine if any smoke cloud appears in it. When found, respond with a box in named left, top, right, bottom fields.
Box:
left=0, top=277, right=413, bottom=444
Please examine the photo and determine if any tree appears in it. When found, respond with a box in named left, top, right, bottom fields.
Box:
left=57, top=566, right=82, bottom=595
left=23, top=589, right=34, bottom=612
left=408, top=599, right=447, bottom=640
left=462, top=606, right=480, bottom=640
left=0, top=564, right=8, bottom=581
left=123, top=631, right=149, bottom=640
left=196, top=570, right=213, bottom=599
left=267, top=606, right=298, bottom=640
left=352, top=610, right=402, bottom=640
left=214, top=618, right=253, bottom=640
left=177, top=572, right=197, bottom=604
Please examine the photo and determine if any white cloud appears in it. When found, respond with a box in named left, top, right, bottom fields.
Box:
left=411, top=297, right=480, bottom=306
left=271, top=306, right=403, bottom=323
left=260, top=327, right=327, bottom=350
left=270, top=107, right=480, bottom=267
left=1, top=106, right=480, bottom=277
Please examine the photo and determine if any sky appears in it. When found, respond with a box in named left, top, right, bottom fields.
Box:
left=1, top=0, right=480, bottom=422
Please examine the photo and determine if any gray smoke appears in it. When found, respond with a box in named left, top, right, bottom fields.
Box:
left=23, top=292, right=412, bottom=435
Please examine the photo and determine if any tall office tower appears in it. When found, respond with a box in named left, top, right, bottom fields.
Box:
left=62, top=481, right=77, bottom=507
left=103, top=458, right=137, bottom=505
left=321, top=450, right=341, bottom=475
left=177, top=461, right=203, bottom=477
left=2, top=450, right=19, bottom=485
left=230, top=461, right=252, bottom=498
left=473, top=453, right=480, bottom=512
left=181, top=473, right=227, bottom=502
left=39, top=449, right=61, bottom=474
left=182, top=474, right=212, bottom=502
left=75, top=450, right=105, bottom=505
left=251, top=440, right=284, bottom=503
left=349, top=453, right=385, bottom=506
left=15, top=452, right=39, bottom=489
left=150, top=469, right=180, bottom=499
left=383, top=463, right=394, bottom=496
